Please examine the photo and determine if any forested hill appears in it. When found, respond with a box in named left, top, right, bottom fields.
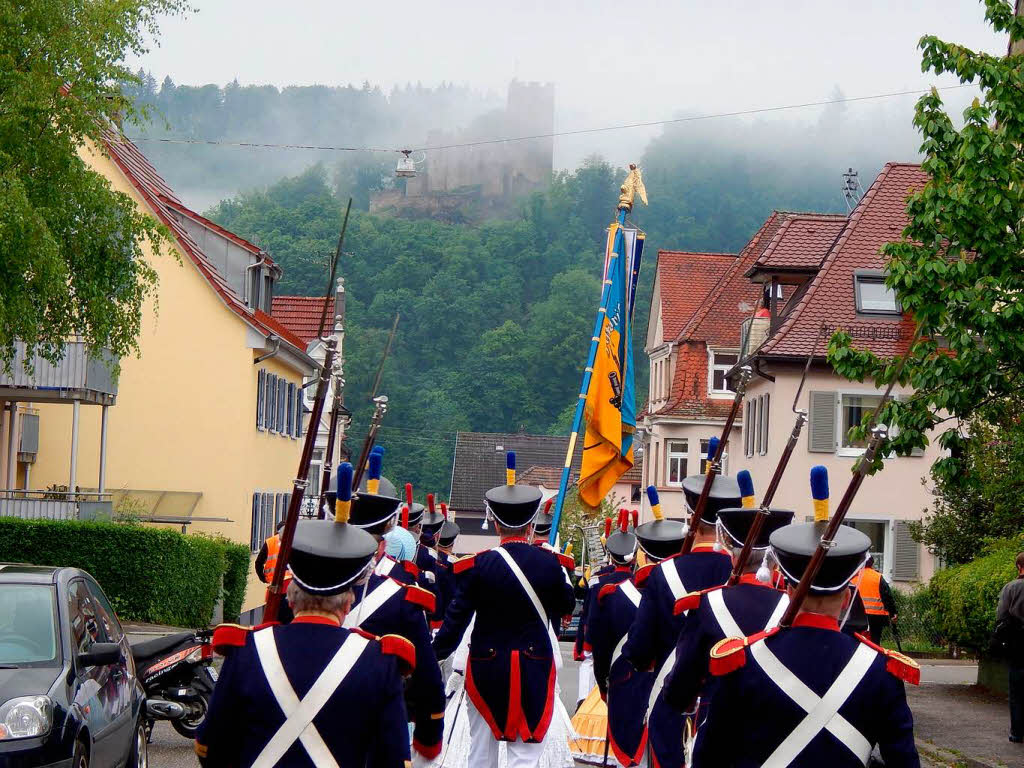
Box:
left=122, top=74, right=503, bottom=210
left=204, top=141, right=865, bottom=497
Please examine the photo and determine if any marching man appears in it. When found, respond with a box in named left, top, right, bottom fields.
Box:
left=433, top=452, right=576, bottom=768
left=195, top=481, right=414, bottom=767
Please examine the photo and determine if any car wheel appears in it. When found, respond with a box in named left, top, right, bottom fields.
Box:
left=72, top=739, right=89, bottom=768
left=128, top=719, right=148, bottom=768
left=170, top=690, right=209, bottom=739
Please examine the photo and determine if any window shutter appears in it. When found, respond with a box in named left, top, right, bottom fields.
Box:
left=266, top=375, right=276, bottom=432
left=250, top=493, right=260, bottom=552
left=278, top=380, right=286, bottom=433
left=294, top=387, right=304, bottom=437
left=286, top=383, right=294, bottom=436
left=760, top=393, right=770, bottom=455
left=744, top=400, right=753, bottom=457
left=892, top=521, right=919, bottom=581
left=262, top=493, right=272, bottom=540
left=257, top=370, right=265, bottom=431
left=808, top=391, right=837, bottom=453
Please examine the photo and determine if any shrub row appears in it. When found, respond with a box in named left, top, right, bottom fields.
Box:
left=926, top=535, right=1024, bottom=653
left=0, top=517, right=250, bottom=628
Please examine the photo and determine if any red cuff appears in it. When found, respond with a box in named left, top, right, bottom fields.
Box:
left=413, top=738, right=442, bottom=759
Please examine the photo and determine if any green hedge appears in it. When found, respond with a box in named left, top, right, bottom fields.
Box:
left=0, top=518, right=249, bottom=628
left=927, top=535, right=1024, bottom=652
left=219, top=538, right=251, bottom=624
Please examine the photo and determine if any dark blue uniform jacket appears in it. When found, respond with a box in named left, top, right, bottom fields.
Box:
left=433, top=538, right=576, bottom=743
left=574, top=564, right=630, bottom=660
left=196, top=618, right=411, bottom=768
left=692, top=613, right=920, bottom=767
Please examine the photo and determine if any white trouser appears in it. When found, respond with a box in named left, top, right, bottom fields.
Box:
left=577, top=654, right=595, bottom=704
left=467, top=698, right=546, bottom=768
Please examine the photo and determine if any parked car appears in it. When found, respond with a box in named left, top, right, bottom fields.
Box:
left=0, top=564, right=146, bottom=768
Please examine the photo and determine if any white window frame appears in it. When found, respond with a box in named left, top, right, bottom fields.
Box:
left=836, top=389, right=888, bottom=458
left=854, top=270, right=901, bottom=315
left=666, top=439, right=689, bottom=485
left=651, top=352, right=670, bottom=403
left=844, top=517, right=893, bottom=581
left=708, top=349, right=740, bottom=399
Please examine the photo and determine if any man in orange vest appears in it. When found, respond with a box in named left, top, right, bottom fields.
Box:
left=853, top=556, right=897, bottom=644
left=255, top=522, right=294, bottom=623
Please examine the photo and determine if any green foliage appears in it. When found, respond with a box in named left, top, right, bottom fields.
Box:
left=0, top=0, right=183, bottom=373
left=828, top=2, right=1024, bottom=478
left=0, top=517, right=241, bottom=628
left=557, top=487, right=629, bottom=567
left=218, top=538, right=252, bottom=624
left=913, top=397, right=1024, bottom=565
left=927, top=535, right=1023, bottom=653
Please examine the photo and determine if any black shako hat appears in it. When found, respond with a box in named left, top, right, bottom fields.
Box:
left=532, top=512, right=553, bottom=536
left=635, top=519, right=686, bottom=560
left=682, top=473, right=742, bottom=525
left=349, top=492, right=401, bottom=536
left=769, top=522, right=871, bottom=594
left=606, top=530, right=638, bottom=564
left=438, top=520, right=460, bottom=548
left=717, top=507, right=795, bottom=550
left=485, top=484, right=542, bottom=528
left=421, top=511, right=445, bottom=536
left=403, top=501, right=425, bottom=527
left=287, top=519, right=377, bottom=596
left=359, top=474, right=397, bottom=498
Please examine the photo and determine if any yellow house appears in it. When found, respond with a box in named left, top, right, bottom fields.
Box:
left=0, top=132, right=316, bottom=618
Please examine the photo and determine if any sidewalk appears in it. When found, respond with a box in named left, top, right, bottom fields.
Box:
left=910, top=679, right=1020, bottom=767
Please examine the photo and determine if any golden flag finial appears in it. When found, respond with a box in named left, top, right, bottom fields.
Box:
left=618, top=164, right=648, bottom=212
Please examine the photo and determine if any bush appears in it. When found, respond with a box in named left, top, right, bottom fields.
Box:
left=926, top=535, right=1024, bottom=653
left=0, top=517, right=244, bottom=628
left=219, top=538, right=252, bottom=624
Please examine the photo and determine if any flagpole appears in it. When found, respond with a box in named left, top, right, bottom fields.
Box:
left=548, top=207, right=628, bottom=545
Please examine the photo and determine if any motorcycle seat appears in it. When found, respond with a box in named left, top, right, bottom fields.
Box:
left=130, top=631, right=195, bottom=663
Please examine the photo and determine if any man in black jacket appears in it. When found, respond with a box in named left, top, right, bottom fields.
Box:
left=996, top=551, right=1024, bottom=744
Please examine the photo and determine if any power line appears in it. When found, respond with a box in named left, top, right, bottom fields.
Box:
left=126, top=83, right=974, bottom=155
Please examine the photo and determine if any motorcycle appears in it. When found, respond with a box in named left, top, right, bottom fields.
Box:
left=130, top=629, right=217, bottom=739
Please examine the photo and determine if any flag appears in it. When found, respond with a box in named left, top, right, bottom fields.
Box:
left=578, top=222, right=644, bottom=507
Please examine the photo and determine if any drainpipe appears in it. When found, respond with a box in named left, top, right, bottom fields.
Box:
left=6, top=404, right=15, bottom=491
left=244, top=259, right=266, bottom=311
left=254, top=335, right=281, bottom=364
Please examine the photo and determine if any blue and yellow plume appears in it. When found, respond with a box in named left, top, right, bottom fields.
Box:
left=367, top=449, right=383, bottom=495
left=506, top=451, right=516, bottom=485
left=810, top=465, right=829, bottom=522
left=737, top=470, right=756, bottom=508
left=335, top=462, right=354, bottom=523
left=647, top=485, right=663, bottom=521
left=706, top=436, right=720, bottom=474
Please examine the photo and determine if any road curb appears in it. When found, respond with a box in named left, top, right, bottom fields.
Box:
left=917, top=738, right=1008, bottom=768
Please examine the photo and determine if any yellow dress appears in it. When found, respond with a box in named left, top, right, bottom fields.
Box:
left=568, top=685, right=609, bottom=764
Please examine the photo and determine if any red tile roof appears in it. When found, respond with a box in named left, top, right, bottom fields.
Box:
left=101, top=131, right=309, bottom=360
left=758, top=164, right=925, bottom=360
left=676, top=213, right=785, bottom=347
left=660, top=341, right=737, bottom=419
left=271, top=296, right=336, bottom=346
left=748, top=214, right=847, bottom=274
left=518, top=465, right=564, bottom=488
left=655, top=251, right=736, bottom=341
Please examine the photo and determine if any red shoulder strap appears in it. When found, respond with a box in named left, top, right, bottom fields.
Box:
left=673, top=584, right=725, bottom=615
left=404, top=583, right=437, bottom=613
left=453, top=554, right=476, bottom=574
left=557, top=552, right=576, bottom=571
left=634, top=563, right=655, bottom=586
left=211, top=623, right=253, bottom=654
left=379, top=634, right=416, bottom=674
left=402, top=560, right=420, bottom=577
left=598, top=583, right=618, bottom=602
left=855, top=632, right=921, bottom=685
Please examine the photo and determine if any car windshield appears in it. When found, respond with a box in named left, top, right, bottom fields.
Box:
left=0, top=585, right=59, bottom=666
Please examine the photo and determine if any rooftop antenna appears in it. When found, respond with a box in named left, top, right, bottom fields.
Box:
left=842, top=167, right=862, bottom=212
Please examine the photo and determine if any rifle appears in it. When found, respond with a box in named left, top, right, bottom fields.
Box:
left=680, top=367, right=751, bottom=555
left=316, top=380, right=347, bottom=520
left=727, top=327, right=824, bottom=584
left=264, top=198, right=352, bottom=623
left=351, top=395, right=389, bottom=491
left=780, top=326, right=921, bottom=627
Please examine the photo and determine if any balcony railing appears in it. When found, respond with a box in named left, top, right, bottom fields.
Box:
left=0, top=490, right=113, bottom=521
left=0, top=341, right=117, bottom=403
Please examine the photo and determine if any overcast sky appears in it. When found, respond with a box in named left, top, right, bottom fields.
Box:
left=133, top=0, right=1008, bottom=168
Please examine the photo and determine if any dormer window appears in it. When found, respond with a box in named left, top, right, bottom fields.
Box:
left=708, top=349, right=739, bottom=397
left=854, top=271, right=901, bottom=315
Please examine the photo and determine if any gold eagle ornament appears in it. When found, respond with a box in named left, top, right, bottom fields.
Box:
left=618, top=164, right=648, bottom=212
